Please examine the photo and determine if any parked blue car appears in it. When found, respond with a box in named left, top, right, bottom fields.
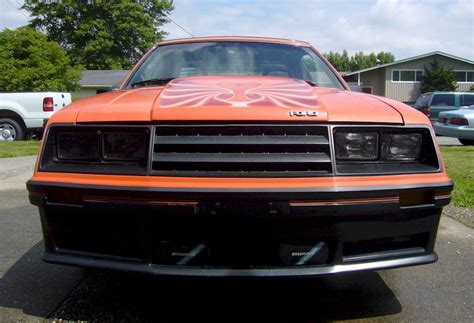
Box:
left=414, top=92, right=474, bottom=121
left=433, top=105, right=474, bottom=145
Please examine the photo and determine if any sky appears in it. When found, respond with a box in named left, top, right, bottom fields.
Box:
left=1, top=0, right=473, bottom=61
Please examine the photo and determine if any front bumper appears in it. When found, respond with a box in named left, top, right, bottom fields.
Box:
left=27, top=180, right=452, bottom=277
left=433, top=122, right=474, bottom=140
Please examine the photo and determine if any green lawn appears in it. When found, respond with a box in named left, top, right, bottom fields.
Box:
left=0, top=140, right=41, bottom=158
left=0, top=140, right=472, bottom=209
left=441, top=146, right=474, bottom=209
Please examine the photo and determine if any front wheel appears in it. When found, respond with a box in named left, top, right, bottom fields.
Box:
left=459, top=138, right=474, bottom=146
left=0, top=118, right=24, bottom=141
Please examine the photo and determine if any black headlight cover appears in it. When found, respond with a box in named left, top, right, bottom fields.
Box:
left=56, top=132, right=100, bottom=161
left=39, top=125, right=150, bottom=175
left=102, top=132, right=148, bottom=161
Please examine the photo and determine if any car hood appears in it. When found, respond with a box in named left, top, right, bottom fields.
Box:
left=59, top=76, right=416, bottom=124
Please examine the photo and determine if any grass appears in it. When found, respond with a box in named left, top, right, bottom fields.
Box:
left=0, top=140, right=472, bottom=209
left=0, top=140, right=41, bottom=158
left=441, top=146, right=474, bottom=209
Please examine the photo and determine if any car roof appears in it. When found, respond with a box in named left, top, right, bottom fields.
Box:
left=158, top=36, right=312, bottom=47
left=434, top=91, right=474, bottom=94
left=422, top=91, right=474, bottom=95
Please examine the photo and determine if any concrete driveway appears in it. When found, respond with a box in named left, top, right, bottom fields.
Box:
left=0, top=155, right=472, bottom=321
left=436, top=136, right=462, bottom=146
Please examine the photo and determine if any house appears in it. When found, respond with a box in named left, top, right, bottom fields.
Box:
left=343, top=51, right=474, bottom=103
left=75, top=70, right=129, bottom=99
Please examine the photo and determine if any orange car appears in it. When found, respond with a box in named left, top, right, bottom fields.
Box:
left=27, top=37, right=452, bottom=277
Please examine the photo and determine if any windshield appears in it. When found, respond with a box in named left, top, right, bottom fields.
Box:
left=125, top=41, right=345, bottom=89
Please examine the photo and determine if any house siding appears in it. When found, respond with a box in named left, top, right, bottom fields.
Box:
left=73, top=88, right=105, bottom=99
left=458, top=83, right=474, bottom=92
left=384, top=54, right=474, bottom=103
left=359, top=69, right=385, bottom=96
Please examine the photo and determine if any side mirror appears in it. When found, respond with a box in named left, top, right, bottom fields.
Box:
left=107, top=86, right=119, bottom=92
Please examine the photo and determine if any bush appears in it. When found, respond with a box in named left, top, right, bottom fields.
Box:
left=420, top=60, right=458, bottom=93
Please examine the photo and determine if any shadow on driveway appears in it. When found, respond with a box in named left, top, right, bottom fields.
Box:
left=1, top=243, right=402, bottom=321
left=50, top=269, right=402, bottom=321
left=0, top=242, right=82, bottom=319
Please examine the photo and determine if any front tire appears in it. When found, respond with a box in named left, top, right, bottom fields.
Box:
left=459, top=138, right=474, bottom=146
left=0, top=118, right=24, bottom=141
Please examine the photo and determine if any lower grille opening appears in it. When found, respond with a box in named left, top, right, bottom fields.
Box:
left=342, top=233, right=429, bottom=263
left=153, top=240, right=330, bottom=267
left=47, top=206, right=145, bottom=260
left=45, top=206, right=335, bottom=267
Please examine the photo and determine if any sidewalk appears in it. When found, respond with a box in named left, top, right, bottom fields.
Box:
left=0, top=156, right=36, bottom=191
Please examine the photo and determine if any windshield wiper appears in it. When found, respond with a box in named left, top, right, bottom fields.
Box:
left=131, top=78, right=175, bottom=88
left=303, top=80, right=317, bottom=86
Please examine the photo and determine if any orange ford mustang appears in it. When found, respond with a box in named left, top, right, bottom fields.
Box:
left=27, top=37, right=452, bottom=277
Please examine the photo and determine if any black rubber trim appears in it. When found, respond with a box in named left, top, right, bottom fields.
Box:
left=27, top=179, right=453, bottom=195
left=42, top=251, right=437, bottom=277
left=342, top=247, right=426, bottom=263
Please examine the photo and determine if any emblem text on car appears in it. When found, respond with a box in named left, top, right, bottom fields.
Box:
left=289, top=110, right=318, bottom=117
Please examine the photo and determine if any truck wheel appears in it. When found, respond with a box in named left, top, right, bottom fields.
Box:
left=459, top=139, right=474, bottom=146
left=0, top=118, right=24, bottom=141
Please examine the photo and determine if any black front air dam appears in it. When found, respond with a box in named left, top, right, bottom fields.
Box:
left=27, top=180, right=451, bottom=277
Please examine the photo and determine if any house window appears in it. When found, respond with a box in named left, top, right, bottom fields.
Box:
left=401, top=70, right=415, bottom=81
left=391, top=69, right=423, bottom=82
left=468, top=72, right=474, bottom=82
left=416, top=71, right=423, bottom=82
left=461, top=94, right=474, bottom=106
left=392, top=70, right=400, bottom=81
left=455, top=71, right=466, bottom=82
left=454, top=71, right=474, bottom=83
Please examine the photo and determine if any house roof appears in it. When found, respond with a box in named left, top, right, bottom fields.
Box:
left=79, top=70, right=130, bottom=87
left=344, top=51, right=474, bottom=76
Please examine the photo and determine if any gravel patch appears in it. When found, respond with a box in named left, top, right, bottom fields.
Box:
left=443, top=204, right=474, bottom=229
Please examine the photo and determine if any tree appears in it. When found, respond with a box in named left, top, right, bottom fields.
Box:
left=23, top=0, right=174, bottom=70
left=420, top=60, right=458, bottom=93
left=377, top=51, right=395, bottom=65
left=324, top=50, right=395, bottom=71
left=0, top=27, right=81, bottom=92
left=340, top=50, right=351, bottom=72
left=469, top=84, right=474, bottom=92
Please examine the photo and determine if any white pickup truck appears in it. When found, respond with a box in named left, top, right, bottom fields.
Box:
left=0, top=92, right=71, bottom=141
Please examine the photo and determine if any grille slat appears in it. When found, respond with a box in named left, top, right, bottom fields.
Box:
left=154, top=135, right=329, bottom=146
left=153, top=152, right=330, bottom=164
left=152, top=125, right=332, bottom=177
